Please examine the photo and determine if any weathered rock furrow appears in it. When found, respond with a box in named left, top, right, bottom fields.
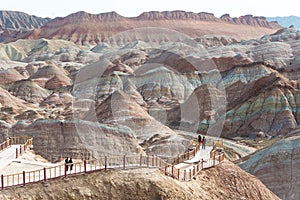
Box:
left=240, top=135, right=300, bottom=200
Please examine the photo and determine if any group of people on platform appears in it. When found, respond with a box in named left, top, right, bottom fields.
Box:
left=65, top=157, right=73, bottom=172
left=197, top=133, right=206, bottom=149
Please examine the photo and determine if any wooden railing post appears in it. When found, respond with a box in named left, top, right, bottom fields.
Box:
left=155, top=156, right=158, bottom=167
left=171, top=165, right=174, bottom=177
left=146, top=156, right=149, bottom=167
left=139, top=154, right=142, bottom=167
left=213, top=153, right=216, bottom=166
left=64, top=163, right=67, bottom=177
left=44, top=168, right=46, bottom=182
left=23, top=171, right=26, bottom=186
left=84, top=160, right=87, bottom=173
left=1, top=174, right=4, bottom=190
left=184, top=170, right=186, bottom=181
left=193, top=166, right=195, bottom=177
left=123, top=155, right=126, bottom=170
left=104, top=156, right=107, bottom=171
left=16, top=148, right=18, bottom=158
left=152, top=156, right=154, bottom=166
left=164, top=164, right=167, bottom=175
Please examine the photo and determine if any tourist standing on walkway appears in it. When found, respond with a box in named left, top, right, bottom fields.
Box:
left=197, top=134, right=202, bottom=144
left=68, top=158, right=73, bottom=171
left=65, top=157, right=69, bottom=171
left=202, top=136, right=206, bottom=149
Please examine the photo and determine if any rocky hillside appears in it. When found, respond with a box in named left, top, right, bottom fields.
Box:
left=0, top=11, right=50, bottom=43
left=239, top=133, right=300, bottom=200
left=25, top=11, right=281, bottom=45
left=0, top=11, right=50, bottom=30
left=0, top=27, right=300, bottom=161
left=0, top=161, right=280, bottom=200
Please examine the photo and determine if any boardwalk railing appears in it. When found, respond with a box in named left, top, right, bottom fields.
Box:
left=171, top=139, right=222, bottom=165
left=0, top=136, right=33, bottom=158
left=0, top=138, right=224, bottom=189
left=171, top=153, right=225, bottom=181
left=1, top=153, right=225, bottom=189
left=0, top=138, right=10, bottom=152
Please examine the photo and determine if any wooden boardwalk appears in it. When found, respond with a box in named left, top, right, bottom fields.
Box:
left=0, top=136, right=224, bottom=189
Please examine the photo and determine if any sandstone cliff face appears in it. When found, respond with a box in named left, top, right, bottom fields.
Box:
left=22, top=10, right=280, bottom=45
left=11, top=120, right=143, bottom=162
left=221, top=70, right=300, bottom=138
left=136, top=11, right=218, bottom=21
left=240, top=134, right=300, bottom=200
left=0, top=161, right=280, bottom=200
left=221, top=14, right=280, bottom=29
left=95, top=90, right=188, bottom=158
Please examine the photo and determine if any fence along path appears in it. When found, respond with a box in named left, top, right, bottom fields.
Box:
left=0, top=136, right=224, bottom=189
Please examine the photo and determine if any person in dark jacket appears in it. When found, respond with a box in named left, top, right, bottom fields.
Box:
left=65, top=157, right=69, bottom=171
left=68, top=158, right=73, bottom=171
left=197, top=134, right=202, bottom=144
